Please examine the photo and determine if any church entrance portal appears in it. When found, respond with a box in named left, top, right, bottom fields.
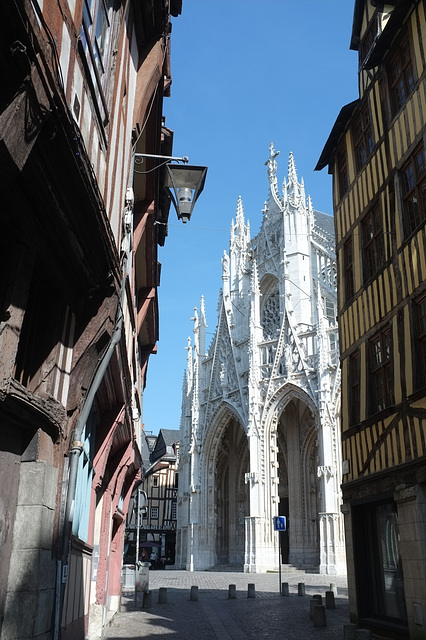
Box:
left=276, top=398, right=319, bottom=568
left=215, top=417, right=249, bottom=566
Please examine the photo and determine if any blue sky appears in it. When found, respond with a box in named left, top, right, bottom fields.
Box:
left=141, top=1, right=359, bottom=435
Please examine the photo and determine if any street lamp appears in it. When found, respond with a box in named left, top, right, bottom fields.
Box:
left=134, top=153, right=207, bottom=223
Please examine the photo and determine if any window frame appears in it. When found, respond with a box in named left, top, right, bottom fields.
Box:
left=349, top=350, right=360, bottom=426
left=80, top=0, right=114, bottom=126
left=150, top=506, right=159, bottom=520
left=414, top=292, right=426, bottom=389
left=362, top=203, right=385, bottom=282
left=401, top=144, right=426, bottom=237
left=337, top=144, right=349, bottom=200
left=388, top=34, right=415, bottom=117
left=369, top=326, right=394, bottom=413
left=353, top=103, right=375, bottom=172
left=343, top=238, right=355, bottom=303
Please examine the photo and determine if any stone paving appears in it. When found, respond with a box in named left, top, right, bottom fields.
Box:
left=105, top=570, right=351, bottom=639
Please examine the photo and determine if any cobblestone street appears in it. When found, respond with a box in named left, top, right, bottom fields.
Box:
left=105, top=570, right=350, bottom=639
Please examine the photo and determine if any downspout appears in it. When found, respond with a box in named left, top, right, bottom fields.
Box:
left=54, top=189, right=134, bottom=638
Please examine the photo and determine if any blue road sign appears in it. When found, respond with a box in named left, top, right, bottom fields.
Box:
left=273, top=516, right=286, bottom=531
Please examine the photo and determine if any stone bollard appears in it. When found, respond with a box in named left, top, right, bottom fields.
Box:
left=190, top=585, right=199, bottom=601
left=330, top=582, right=338, bottom=596
left=281, top=582, right=289, bottom=597
left=228, top=584, right=237, bottom=599
left=356, top=631, right=372, bottom=639
left=158, top=587, right=167, bottom=604
left=325, top=590, right=336, bottom=609
left=313, top=604, right=326, bottom=627
left=247, top=583, right=256, bottom=598
left=297, top=582, right=305, bottom=596
left=343, top=623, right=358, bottom=640
left=309, top=594, right=322, bottom=618
left=142, top=591, right=152, bottom=609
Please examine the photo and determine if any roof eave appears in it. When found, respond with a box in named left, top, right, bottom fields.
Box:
left=315, top=100, right=360, bottom=172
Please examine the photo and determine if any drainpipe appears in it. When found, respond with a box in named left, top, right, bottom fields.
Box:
left=54, top=191, right=133, bottom=639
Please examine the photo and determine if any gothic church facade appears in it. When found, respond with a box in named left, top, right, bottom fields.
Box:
left=177, top=147, right=345, bottom=574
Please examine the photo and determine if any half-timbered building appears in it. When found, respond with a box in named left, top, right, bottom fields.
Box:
left=0, top=1, right=182, bottom=638
left=125, top=430, right=179, bottom=567
left=316, top=1, right=426, bottom=638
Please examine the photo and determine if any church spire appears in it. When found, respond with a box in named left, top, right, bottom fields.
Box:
left=230, top=196, right=251, bottom=295
left=185, top=336, right=193, bottom=392
left=266, top=142, right=281, bottom=209
left=287, top=151, right=299, bottom=204
left=236, top=195, right=244, bottom=229
left=199, top=296, right=207, bottom=357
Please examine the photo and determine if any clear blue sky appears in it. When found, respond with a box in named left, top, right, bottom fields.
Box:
left=141, top=0, right=359, bottom=434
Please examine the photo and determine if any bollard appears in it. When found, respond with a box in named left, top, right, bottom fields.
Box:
left=142, top=591, right=152, bottom=609
left=297, top=582, right=305, bottom=596
left=228, top=584, right=237, bottom=599
left=190, top=585, right=199, bottom=601
left=325, top=590, right=336, bottom=609
left=158, top=587, right=167, bottom=604
left=313, top=604, right=326, bottom=627
left=356, top=631, right=372, bottom=639
left=313, top=594, right=322, bottom=604
left=343, top=623, right=358, bottom=640
left=281, top=582, right=289, bottom=597
left=330, top=582, right=337, bottom=596
left=247, top=583, right=256, bottom=598
left=309, top=599, right=318, bottom=619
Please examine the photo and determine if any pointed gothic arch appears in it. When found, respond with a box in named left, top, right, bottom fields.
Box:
left=201, top=402, right=249, bottom=567
left=263, top=383, right=321, bottom=567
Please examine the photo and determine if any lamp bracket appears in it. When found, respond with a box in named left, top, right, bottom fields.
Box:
left=134, top=153, right=189, bottom=164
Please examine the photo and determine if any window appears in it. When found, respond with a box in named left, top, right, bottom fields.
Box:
left=349, top=350, right=360, bottom=426
left=80, top=0, right=114, bottom=123
left=389, top=36, right=415, bottom=115
left=353, top=501, right=407, bottom=625
left=73, top=410, right=97, bottom=542
left=414, top=293, right=426, bottom=388
left=362, top=204, right=385, bottom=281
left=401, top=145, right=426, bottom=236
left=338, top=145, right=349, bottom=199
left=153, top=477, right=158, bottom=488
left=262, top=290, right=280, bottom=340
left=360, top=18, right=376, bottom=65
left=344, top=239, right=354, bottom=302
left=171, top=501, right=177, bottom=520
left=370, top=326, right=394, bottom=413
left=322, top=297, right=335, bottom=323
left=353, top=104, right=375, bottom=171
left=150, top=507, right=159, bottom=520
